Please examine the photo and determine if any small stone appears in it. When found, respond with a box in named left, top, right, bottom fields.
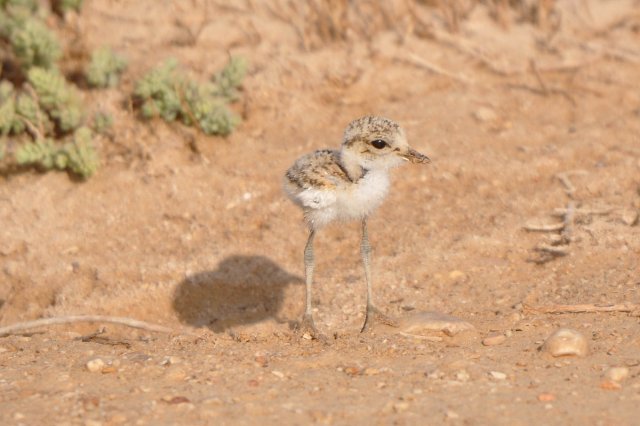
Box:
left=161, top=356, right=181, bottom=366
left=445, top=410, right=459, bottom=419
left=537, top=393, right=556, bottom=402
left=621, top=209, right=639, bottom=226
left=604, top=367, right=629, bottom=382
left=448, top=270, right=466, bottom=281
left=302, top=333, right=313, bottom=340
left=508, top=312, right=523, bottom=323
left=109, top=414, right=127, bottom=424
left=542, top=328, right=589, bottom=357
left=86, top=358, right=106, bottom=373
left=363, top=368, right=380, bottom=376
left=482, top=333, right=506, bottom=346
left=271, top=370, right=285, bottom=379
left=455, top=370, right=470, bottom=382
left=14, top=413, right=25, bottom=420
left=398, top=312, right=475, bottom=337
left=254, top=355, right=268, bottom=367
left=393, top=401, right=410, bottom=412
left=344, top=366, right=362, bottom=376
left=101, top=366, right=117, bottom=374
left=489, top=371, right=507, bottom=380
left=474, top=107, right=498, bottom=122
left=162, top=396, right=191, bottom=404
left=600, top=380, right=622, bottom=391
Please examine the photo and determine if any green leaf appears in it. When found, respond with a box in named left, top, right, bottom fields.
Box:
left=9, top=17, right=61, bottom=69
left=86, top=48, right=128, bottom=88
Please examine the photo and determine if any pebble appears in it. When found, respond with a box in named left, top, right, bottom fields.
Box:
left=445, top=410, right=460, bottom=419
left=162, top=396, right=190, bottom=404
left=86, top=358, right=106, bottom=373
left=254, top=355, right=269, bottom=367
left=271, top=370, right=285, bottom=379
left=398, top=312, right=475, bottom=337
left=537, top=393, right=556, bottom=402
left=542, top=328, right=589, bottom=357
left=474, top=107, right=498, bottom=122
left=393, top=401, right=410, bottom=412
left=455, top=370, right=470, bottom=382
left=600, top=380, right=622, bottom=391
left=448, top=270, right=466, bottom=281
left=604, top=367, right=629, bottom=382
left=344, top=367, right=362, bottom=376
left=482, top=333, right=506, bottom=346
left=161, top=356, right=181, bottom=366
left=363, top=368, right=380, bottom=376
left=621, top=209, right=639, bottom=226
left=489, top=371, right=507, bottom=380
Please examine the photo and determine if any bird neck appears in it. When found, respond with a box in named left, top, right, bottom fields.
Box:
left=339, top=149, right=366, bottom=182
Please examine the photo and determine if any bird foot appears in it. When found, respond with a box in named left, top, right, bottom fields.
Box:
left=360, top=305, right=398, bottom=333
left=296, top=314, right=327, bottom=342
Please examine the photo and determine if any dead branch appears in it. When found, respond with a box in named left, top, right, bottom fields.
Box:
left=396, top=53, right=472, bottom=84
left=523, top=303, right=638, bottom=314
left=523, top=223, right=564, bottom=232
left=75, top=326, right=106, bottom=341
left=556, top=173, right=575, bottom=197
left=534, top=244, right=569, bottom=256
left=561, top=201, right=575, bottom=242
left=551, top=207, right=613, bottom=217
left=0, top=315, right=188, bottom=337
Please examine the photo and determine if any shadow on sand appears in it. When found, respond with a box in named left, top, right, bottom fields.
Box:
left=172, top=255, right=302, bottom=332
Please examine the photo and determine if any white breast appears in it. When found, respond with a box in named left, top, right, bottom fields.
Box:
left=288, top=169, right=391, bottom=229
left=338, top=169, right=390, bottom=219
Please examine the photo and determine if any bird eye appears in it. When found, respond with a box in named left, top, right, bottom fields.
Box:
left=371, top=139, right=387, bottom=149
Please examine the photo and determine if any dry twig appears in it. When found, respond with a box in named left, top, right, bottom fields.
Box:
left=551, top=206, right=612, bottom=217
left=396, top=53, right=472, bottom=84
left=524, top=303, right=638, bottom=314
left=523, top=223, right=564, bottom=232
left=0, top=315, right=185, bottom=337
left=561, top=201, right=575, bottom=242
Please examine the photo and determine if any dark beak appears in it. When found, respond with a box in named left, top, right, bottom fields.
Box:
left=402, top=147, right=431, bottom=164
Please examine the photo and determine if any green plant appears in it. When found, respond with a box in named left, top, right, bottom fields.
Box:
left=91, top=111, right=113, bottom=135
left=0, top=81, right=18, bottom=136
left=1, top=0, right=100, bottom=179
left=134, top=58, right=183, bottom=121
left=213, top=56, right=247, bottom=100
left=0, top=0, right=39, bottom=16
left=52, top=0, right=83, bottom=14
left=183, top=81, right=239, bottom=135
left=8, top=16, right=61, bottom=69
left=28, top=67, right=83, bottom=132
left=15, top=126, right=98, bottom=178
left=134, top=57, right=246, bottom=136
left=86, top=48, right=128, bottom=88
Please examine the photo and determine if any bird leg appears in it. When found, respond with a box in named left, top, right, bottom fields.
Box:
left=297, top=229, right=324, bottom=339
left=360, top=218, right=398, bottom=333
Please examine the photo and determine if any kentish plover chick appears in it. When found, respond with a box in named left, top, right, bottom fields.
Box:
left=284, top=116, right=430, bottom=337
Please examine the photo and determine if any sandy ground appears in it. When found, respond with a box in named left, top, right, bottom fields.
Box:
left=1, top=1, right=640, bottom=424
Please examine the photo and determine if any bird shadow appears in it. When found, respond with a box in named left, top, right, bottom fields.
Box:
left=172, top=255, right=303, bottom=333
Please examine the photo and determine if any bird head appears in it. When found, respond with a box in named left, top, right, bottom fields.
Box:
left=341, top=116, right=430, bottom=171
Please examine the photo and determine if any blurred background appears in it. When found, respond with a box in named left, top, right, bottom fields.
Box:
left=1, top=1, right=639, bottom=424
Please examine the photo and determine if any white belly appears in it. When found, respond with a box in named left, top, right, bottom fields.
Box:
left=304, top=170, right=390, bottom=228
